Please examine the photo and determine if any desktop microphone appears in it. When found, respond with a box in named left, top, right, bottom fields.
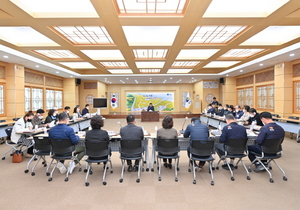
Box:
left=117, top=121, right=122, bottom=127
left=180, top=117, right=188, bottom=134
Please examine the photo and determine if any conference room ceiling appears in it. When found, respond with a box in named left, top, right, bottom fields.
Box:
left=1, top=0, right=300, bottom=84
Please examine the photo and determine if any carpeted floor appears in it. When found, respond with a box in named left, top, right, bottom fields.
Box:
left=0, top=118, right=299, bottom=210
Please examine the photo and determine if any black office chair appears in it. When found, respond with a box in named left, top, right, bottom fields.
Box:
left=156, top=138, right=180, bottom=182
left=84, top=141, right=113, bottom=186
left=287, top=116, right=300, bottom=139
left=24, top=137, right=51, bottom=176
left=119, top=140, right=144, bottom=183
left=188, top=140, right=215, bottom=185
left=216, top=138, right=250, bottom=181
left=48, top=139, right=82, bottom=182
left=248, top=138, right=287, bottom=183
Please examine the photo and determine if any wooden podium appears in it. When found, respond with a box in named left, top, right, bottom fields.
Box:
left=141, top=111, right=159, bottom=122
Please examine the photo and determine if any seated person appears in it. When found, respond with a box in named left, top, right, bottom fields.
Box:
left=237, top=105, right=251, bottom=123
left=31, top=109, right=48, bottom=128
left=82, top=104, right=90, bottom=116
left=147, top=103, right=155, bottom=112
left=184, top=117, right=209, bottom=169
left=216, top=104, right=224, bottom=116
left=11, top=111, right=34, bottom=157
left=248, top=112, right=285, bottom=172
left=223, top=104, right=230, bottom=116
left=214, top=114, right=247, bottom=170
left=228, top=105, right=235, bottom=116
left=245, top=108, right=263, bottom=126
left=156, top=115, right=178, bottom=169
left=63, top=106, right=72, bottom=120
left=120, top=115, right=144, bottom=172
left=73, top=105, right=82, bottom=119
left=85, top=115, right=110, bottom=168
left=207, top=104, right=216, bottom=115
left=45, top=109, right=57, bottom=124
left=48, top=113, right=85, bottom=174
left=234, top=105, right=244, bottom=119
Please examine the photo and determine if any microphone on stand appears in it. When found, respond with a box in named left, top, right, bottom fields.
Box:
left=117, top=121, right=122, bottom=127
left=180, top=117, right=188, bottom=134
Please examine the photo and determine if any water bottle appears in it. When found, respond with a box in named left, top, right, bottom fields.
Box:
left=43, top=127, right=47, bottom=135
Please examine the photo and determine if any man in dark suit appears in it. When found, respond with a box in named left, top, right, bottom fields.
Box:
left=245, top=108, right=263, bottom=126
left=82, top=104, right=90, bottom=116
left=207, top=104, right=216, bottom=115
left=147, top=103, right=155, bottom=112
left=120, top=114, right=144, bottom=172
left=184, top=117, right=209, bottom=169
left=216, top=104, right=224, bottom=116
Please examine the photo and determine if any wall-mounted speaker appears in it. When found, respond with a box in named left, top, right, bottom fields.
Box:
left=220, top=77, right=225, bottom=85
left=76, top=78, right=81, bottom=86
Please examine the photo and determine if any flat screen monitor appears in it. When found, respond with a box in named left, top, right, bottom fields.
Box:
left=93, top=98, right=107, bottom=108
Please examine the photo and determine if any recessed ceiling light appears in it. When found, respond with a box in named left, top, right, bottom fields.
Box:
left=240, top=70, right=243, bottom=72
left=56, top=71, right=59, bottom=73
left=259, top=63, right=263, bottom=66
left=3, top=55, right=8, bottom=58
left=226, top=74, right=229, bottom=76
left=126, top=78, right=129, bottom=80
left=290, top=53, right=295, bottom=56
left=36, top=65, right=39, bottom=67
left=70, top=75, right=73, bottom=77
left=192, top=77, right=194, bottom=79
left=170, top=77, right=172, bottom=79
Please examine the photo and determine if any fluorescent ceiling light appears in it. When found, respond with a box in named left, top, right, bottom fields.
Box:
left=176, top=49, right=219, bottom=59
left=204, top=61, right=240, bottom=68
left=99, top=62, right=128, bottom=68
left=123, top=26, right=179, bottom=46
left=0, top=27, right=59, bottom=47
left=108, top=69, right=133, bottom=74
left=167, top=69, right=192, bottom=73
left=172, top=61, right=200, bottom=67
left=221, top=49, right=265, bottom=58
left=203, top=0, right=289, bottom=17
left=136, top=62, right=165, bottom=68
left=59, top=62, right=96, bottom=69
left=133, top=49, right=168, bottom=59
left=188, top=26, right=248, bottom=44
left=81, top=50, right=125, bottom=60
left=116, top=0, right=187, bottom=14
left=139, top=69, right=161, bottom=73
left=10, top=0, right=99, bottom=18
left=52, top=26, right=113, bottom=45
left=33, top=50, right=80, bottom=59
left=241, top=26, right=300, bottom=46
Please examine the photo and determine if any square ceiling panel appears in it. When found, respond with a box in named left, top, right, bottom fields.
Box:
left=51, top=26, right=113, bottom=45
left=81, top=50, right=125, bottom=60
left=204, top=61, right=240, bottom=68
left=10, top=0, right=99, bottom=18
left=33, top=50, right=80, bottom=60
left=115, top=0, right=187, bottom=14
left=136, top=61, right=165, bottom=68
left=203, top=0, right=289, bottom=17
left=220, top=49, right=266, bottom=58
left=0, top=27, right=59, bottom=47
left=167, top=69, right=192, bottom=73
left=99, top=62, right=128, bottom=68
left=123, top=26, right=179, bottom=46
left=59, top=62, right=96, bottom=69
left=241, top=26, right=300, bottom=46
left=139, top=69, right=161, bottom=73
left=176, top=49, right=219, bottom=59
left=108, top=69, right=133, bottom=74
left=172, top=61, right=200, bottom=67
left=133, top=49, right=168, bottom=59
left=188, top=26, right=248, bottom=44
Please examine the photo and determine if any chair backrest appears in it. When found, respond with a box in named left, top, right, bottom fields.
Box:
left=288, top=116, right=299, bottom=120
left=0, top=120, right=6, bottom=123
left=85, top=141, right=109, bottom=158
left=156, top=139, right=179, bottom=154
left=261, top=138, right=284, bottom=154
left=190, top=140, right=215, bottom=156
left=271, top=114, right=280, bottom=118
left=225, top=138, right=248, bottom=155
left=5, top=128, right=12, bottom=140
left=33, top=137, right=51, bottom=152
left=120, top=140, right=143, bottom=155
left=49, top=138, right=74, bottom=155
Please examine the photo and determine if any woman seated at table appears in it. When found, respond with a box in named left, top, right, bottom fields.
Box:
left=156, top=115, right=178, bottom=169
left=73, top=105, right=82, bottom=120
left=10, top=111, right=34, bottom=157
left=45, top=109, right=57, bottom=125
left=85, top=115, right=110, bottom=167
left=237, top=105, right=251, bottom=124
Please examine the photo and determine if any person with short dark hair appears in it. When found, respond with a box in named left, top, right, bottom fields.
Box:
left=31, top=109, right=47, bottom=128
left=44, top=109, right=57, bottom=124
left=234, top=105, right=244, bottom=119
left=64, top=106, right=72, bottom=120
left=211, top=97, right=219, bottom=106
left=120, top=114, right=144, bottom=172
left=237, top=105, right=250, bottom=123
left=248, top=112, right=285, bottom=172
left=156, top=115, right=178, bottom=169
left=207, top=104, right=216, bottom=114
left=85, top=115, right=110, bottom=167
left=223, top=104, right=230, bottom=116
left=82, top=104, right=90, bottom=116
left=215, top=114, right=247, bottom=170
left=48, top=113, right=85, bottom=174
left=216, top=104, right=224, bottom=116
left=245, top=108, right=263, bottom=126
left=184, top=117, right=209, bottom=169
left=147, top=103, right=155, bottom=112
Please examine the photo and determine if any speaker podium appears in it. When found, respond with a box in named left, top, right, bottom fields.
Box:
left=141, top=111, right=159, bottom=122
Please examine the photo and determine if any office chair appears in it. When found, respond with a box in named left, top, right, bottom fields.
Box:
left=119, top=140, right=144, bottom=183
left=287, top=116, right=300, bottom=139
left=188, top=140, right=215, bottom=185
left=216, top=138, right=250, bottom=181
left=248, top=138, right=287, bottom=183
left=156, top=138, right=180, bottom=182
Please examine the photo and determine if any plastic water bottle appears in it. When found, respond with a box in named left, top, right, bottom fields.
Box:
left=218, top=125, right=222, bottom=132
left=43, top=127, right=47, bottom=134
left=155, top=126, right=158, bottom=131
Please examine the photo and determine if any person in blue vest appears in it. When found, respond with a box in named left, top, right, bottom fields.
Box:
left=234, top=105, right=244, bottom=119
left=147, top=103, right=155, bottom=112
left=82, top=104, right=90, bottom=116
left=248, top=112, right=285, bottom=172
left=207, top=104, right=216, bottom=115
